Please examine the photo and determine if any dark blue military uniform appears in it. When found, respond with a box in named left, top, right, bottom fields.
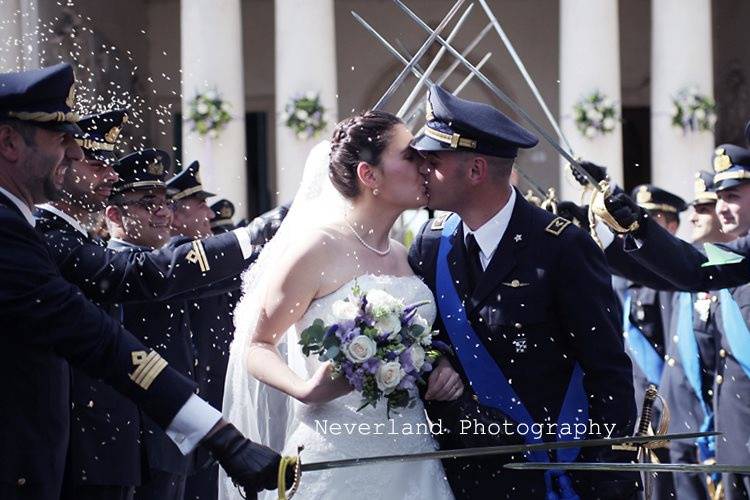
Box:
left=618, top=146, right=750, bottom=499
left=33, top=114, right=258, bottom=499
left=409, top=85, right=638, bottom=500
left=0, top=63, right=197, bottom=500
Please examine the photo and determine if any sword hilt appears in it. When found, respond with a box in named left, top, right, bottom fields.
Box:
left=637, top=385, right=659, bottom=437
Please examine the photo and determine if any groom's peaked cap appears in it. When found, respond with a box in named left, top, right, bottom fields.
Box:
left=411, top=84, right=538, bottom=159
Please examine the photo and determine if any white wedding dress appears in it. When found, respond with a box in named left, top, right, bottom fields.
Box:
left=276, top=274, right=454, bottom=500
left=219, top=141, right=454, bottom=500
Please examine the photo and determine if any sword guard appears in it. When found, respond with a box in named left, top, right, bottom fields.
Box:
left=590, top=180, right=641, bottom=234
left=277, top=445, right=304, bottom=500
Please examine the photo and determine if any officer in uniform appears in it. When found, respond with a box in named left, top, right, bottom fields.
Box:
left=166, top=162, right=240, bottom=500
left=210, top=198, right=236, bottom=234
left=408, top=85, right=638, bottom=500
left=0, top=63, right=284, bottom=500
left=34, top=111, right=264, bottom=499
left=104, top=149, right=205, bottom=500
left=597, top=144, right=750, bottom=499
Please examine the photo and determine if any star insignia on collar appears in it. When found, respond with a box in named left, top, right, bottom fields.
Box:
left=514, top=234, right=522, bottom=242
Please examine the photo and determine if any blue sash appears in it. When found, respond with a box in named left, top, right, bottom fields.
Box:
left=675, top=293, right=715, bottom=463
left=436, top=214, right=586, bottom=500
left=718, top=289, right=750, bottom=380
left=622, top=293, right=664, bottom=386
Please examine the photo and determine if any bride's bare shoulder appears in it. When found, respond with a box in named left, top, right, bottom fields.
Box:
left=281, top=224, right=348, bottom=268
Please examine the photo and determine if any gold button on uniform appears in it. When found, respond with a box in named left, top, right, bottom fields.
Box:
left=17, top=478, right=25, bottom=486
left=716, top=375, right=724, bottom=385
left=719, top=349, right=727, bottom=358
left=514, top=323, right=522, bottom=329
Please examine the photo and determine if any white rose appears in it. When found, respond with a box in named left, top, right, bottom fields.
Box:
left=332, top=299, right=359, bottom=322
left=376, top=361, right=404, bottom=393
left=343, top=335, right=377, bottom=363
left=375, top=313, right=402, bottom=338
left=694, top=108, right=706, bottom=120
left=196, top=102, right=209, bottom=114
left=412, top=313, right=430, bottom=332
left=708, top=113, right=717, bottom=126
left=584, top=126, right=597, bottom=138
left=602, top=117, right=616, bottom=131
left=408, top=344, right=426, bottom=371
left=366, top=289, right=402, bottom=315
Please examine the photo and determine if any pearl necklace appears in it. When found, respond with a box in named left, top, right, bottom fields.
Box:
left=345, top=219, right=391, bottom=256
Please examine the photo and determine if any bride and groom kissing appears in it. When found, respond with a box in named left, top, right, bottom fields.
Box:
left=220, top=85, right=641, bottom=500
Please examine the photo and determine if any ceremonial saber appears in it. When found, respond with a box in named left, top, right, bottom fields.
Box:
left=295, top=431, right=718, bottom=473
left=390, top=0, right=604, bottom=191
left=504, top=462, right=750, bottom=475
left=453, top=52, right=491, bottom=95
left=373, top=0, right=465, bottom=111
left=396, top=2, right=475, bottom=119
left=513, top=165, right=548, bottom=200
left=403, top=22, right=494, bottom=125
left=477, top=0, right=575, bottom=155
left=351, top=12, right=431, bottom=85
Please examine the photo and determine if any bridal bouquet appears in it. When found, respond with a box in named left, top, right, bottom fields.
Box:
left=299, top=283, right=443, bottom=417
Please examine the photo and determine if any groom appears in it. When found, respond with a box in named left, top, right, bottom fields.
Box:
left=408, top=85, right=639, bottom=499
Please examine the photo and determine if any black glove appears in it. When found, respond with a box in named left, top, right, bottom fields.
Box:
left=570, top=161, right=608, bottom=188
left=556, top=201, right=589, bottom=227
left=604, top=192, right=645, bottom=233
left=202, top=423, right=292, bottom=494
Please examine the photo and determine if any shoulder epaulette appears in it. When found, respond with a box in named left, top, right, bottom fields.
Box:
left=431, top=213, right=451, bottom=231
left=545, top=216, right=571, bottom=236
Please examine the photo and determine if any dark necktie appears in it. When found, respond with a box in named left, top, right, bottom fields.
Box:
left=465, top=233, right=484, bottom=292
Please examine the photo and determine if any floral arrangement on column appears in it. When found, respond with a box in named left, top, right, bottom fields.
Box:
left=671, top=86, right=717, bottom=133
left=283, top=91, right=327, bottom=140
left=573, top=90, right=619, bottom=139
left=187, top=89, right=232, bottom=139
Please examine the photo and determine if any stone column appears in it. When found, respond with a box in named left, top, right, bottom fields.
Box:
left=559, top=0, right=623, bottom=201
left=274, top=0, right=338, bottom=203
left=651, top=0, right=713, bottom=209
left=181, top=0, right=247, bottom=217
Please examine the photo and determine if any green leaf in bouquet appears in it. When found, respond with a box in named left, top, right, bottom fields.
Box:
left=408, top=324, right=425, bottom=339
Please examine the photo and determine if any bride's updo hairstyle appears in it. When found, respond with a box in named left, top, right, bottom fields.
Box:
left=329, top=110, right=402, bottom=199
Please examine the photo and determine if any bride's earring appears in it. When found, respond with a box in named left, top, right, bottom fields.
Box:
left=372, top=188, right=380, bottom=196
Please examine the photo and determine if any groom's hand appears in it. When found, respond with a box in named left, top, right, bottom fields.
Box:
left=425, top=357, right=464, bottom=401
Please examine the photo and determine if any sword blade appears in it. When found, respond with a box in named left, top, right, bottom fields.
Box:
left=477, top=0, right=574, bottom=155
left=391, top=0, right=603, bottom=191
left=299, top=431, right=719, bottom=472
left=396, top=2, right=475, bottom=118
left=505, top=462, right=750, bottom=475
left=373, top=0, right=465, bottom=111
left=351, top=11, right=428, bottom=84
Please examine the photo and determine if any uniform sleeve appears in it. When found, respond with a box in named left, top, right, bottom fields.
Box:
left=604, top=236, right=681, bottom=290
left=0, top=215, right=196, bottom=429
left=46, top=229, right=257, bottom=304
left=625, top=217, right=750, bottom=291
left=555, top=228, right=638, bottom=446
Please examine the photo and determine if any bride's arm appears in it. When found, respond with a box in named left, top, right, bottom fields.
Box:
left=246, top=233, right=351, bottom=404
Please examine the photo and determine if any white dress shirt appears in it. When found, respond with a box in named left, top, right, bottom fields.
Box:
left=463, top=187, right=517, bottom=270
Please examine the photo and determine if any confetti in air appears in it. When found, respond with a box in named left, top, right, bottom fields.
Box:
left=0, top=0, right=181, bottom=167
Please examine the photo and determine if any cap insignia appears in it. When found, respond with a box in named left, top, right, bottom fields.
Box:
left=714, top=148, right=732, bottom=173
left=636, top=186, right=652, bottom=204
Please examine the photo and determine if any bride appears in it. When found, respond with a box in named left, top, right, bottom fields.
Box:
left=220, top=111, right=462, bottom=499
